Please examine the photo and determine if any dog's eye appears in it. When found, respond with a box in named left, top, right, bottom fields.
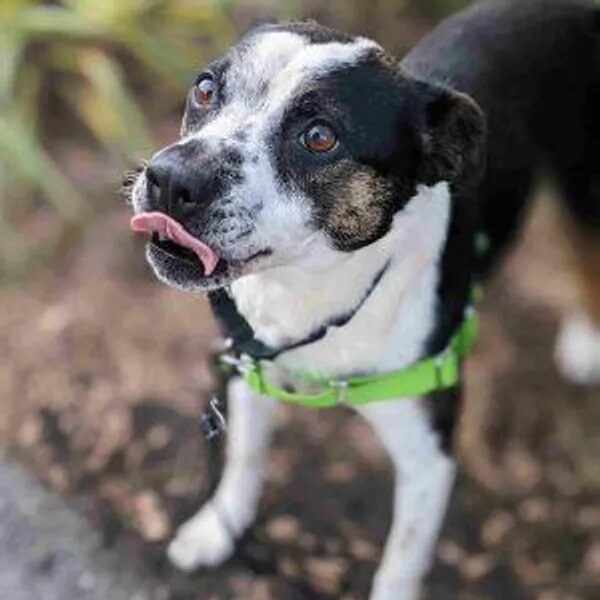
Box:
left=301, top=122, right=338, bottom=153
left=193, top=76, right=216, bottom=108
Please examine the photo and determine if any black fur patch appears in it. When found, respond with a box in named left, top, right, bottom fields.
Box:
left=416, top=85, right=486, bottom=188
left=272, top=54, right=486, bottom=251
left=406, top=0, right=600, bottom=447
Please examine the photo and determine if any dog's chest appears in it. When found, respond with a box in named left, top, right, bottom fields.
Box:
left=227, top=183, right=453, bottom=379
left=230, top=259, right=438, bottom=379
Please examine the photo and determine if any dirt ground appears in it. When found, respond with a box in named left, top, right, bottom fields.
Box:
left=0, top=195, right=598, bottom=600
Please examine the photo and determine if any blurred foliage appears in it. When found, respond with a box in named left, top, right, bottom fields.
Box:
left=0, top=0, right=253, bottom=274
left=0, top=0, right=468, bottom=276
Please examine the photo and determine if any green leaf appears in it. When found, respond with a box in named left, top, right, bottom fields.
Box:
left=0, top=33, right=24, bottom=105
left=74, top=50, right=154, bottom=156
left=7, top=5, right=103, bottom=38
left=0, top=113, right=86, bottom=221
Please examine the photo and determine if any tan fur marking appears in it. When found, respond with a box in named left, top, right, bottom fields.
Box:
left=564, top=221, right=600, bottom=324
left=324, top=168, right=394, bottom=245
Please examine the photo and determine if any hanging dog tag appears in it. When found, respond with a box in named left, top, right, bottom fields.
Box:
left=200, top=397, right=227, bottom=440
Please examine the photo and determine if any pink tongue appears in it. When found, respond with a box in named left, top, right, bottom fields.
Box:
left=130, top=212, right=219, bottom=276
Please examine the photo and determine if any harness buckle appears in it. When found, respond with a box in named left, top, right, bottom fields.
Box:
left=433, top=352, right=447, bottom=390
left=330, top=379, right=349, bottom=404
left=219, top=352, right=257, bottom=375
left=433, top=348, right=460, bottom=391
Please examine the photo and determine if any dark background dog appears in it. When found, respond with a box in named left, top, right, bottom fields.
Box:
left=0, top=1, right=598, bottom=599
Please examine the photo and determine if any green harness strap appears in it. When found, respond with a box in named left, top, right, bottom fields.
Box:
left=224, top=307, right=478, bottom=408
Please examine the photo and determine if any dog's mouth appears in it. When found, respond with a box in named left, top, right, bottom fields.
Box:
left=130, top=212, right=270, bottom=284
left=148, top=233, right=233, bottom=277
left=131, top=212, right=220, bottom=274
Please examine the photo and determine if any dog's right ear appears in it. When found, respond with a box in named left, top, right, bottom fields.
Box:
left=415, top=81, right=487, bottom=188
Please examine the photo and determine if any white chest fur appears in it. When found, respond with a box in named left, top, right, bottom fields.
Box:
left=230, top=182, right=451, bottom=378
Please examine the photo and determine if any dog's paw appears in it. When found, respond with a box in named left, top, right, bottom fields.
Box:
left=555, top=312, right=600, bottom=385
left=167, top=502, right=235, bottom=571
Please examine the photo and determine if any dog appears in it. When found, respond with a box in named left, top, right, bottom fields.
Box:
left=128, top=1, right=600, bottom=597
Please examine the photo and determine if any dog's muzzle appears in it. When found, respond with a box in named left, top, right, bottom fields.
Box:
left=144, top=140, right=221, bottom=218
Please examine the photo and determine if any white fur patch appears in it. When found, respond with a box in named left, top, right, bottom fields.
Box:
left=190, top=33, right=377, bottom=144
left=231, top=181, right=452, bottom=377
left=225, top=31, right=379, bottom=113
left=167, top=501, right=235, bottom=570
left=168, top=378, right=277, bottom=571
left=556, top=311, right=600, bottom=384
left=358, top=400, right=456, bottom=600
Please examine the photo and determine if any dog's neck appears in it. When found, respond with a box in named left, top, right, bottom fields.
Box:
left=228, top=182, right=452, bottom=378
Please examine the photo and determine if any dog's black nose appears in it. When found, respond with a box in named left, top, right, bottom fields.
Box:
left=145, top=141, right=222, bottom=216
left=146, top=156, right=191, bottom=216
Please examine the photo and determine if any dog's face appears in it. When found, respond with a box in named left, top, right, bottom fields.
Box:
left=130, top=22, right=485, bottom=292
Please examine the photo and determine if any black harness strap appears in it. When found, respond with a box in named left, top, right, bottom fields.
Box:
left=208, top=260, right=391, bottom=361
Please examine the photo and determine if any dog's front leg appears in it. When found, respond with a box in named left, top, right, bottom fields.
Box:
left=168, top=376, right=277, bottom=571
left=357, top=399, right=456, bottom=600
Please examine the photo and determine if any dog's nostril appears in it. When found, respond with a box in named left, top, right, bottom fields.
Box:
left=176, top=189, right=195, bottom=211
left=144, top=162, right=198, bottom=213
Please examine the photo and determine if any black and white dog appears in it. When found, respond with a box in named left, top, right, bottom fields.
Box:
left=129, top=1, right=600, bottom=597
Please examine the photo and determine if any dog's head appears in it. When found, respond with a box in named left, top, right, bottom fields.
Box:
left=130, top=21, right=485, bottom=292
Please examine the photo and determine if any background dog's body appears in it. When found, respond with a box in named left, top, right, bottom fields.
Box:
left=130, top=1, right=600, bottom=598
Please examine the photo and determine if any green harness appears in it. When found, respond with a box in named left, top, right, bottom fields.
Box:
left=221, top=306, right=478, bottom=409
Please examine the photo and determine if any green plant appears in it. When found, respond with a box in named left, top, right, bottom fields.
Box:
left=0, top=0, right=245, bottom=274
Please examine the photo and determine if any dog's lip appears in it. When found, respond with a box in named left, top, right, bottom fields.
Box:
left=149, top=241, right=271, bottom=270
left=130, top=212, right=219, bottom=276
left=147, top=238, right=273, bottom=289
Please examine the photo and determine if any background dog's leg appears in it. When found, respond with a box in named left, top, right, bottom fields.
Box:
left=357, top=399, right=455, bottom=600
left=168, top=377, right=277, bottom=571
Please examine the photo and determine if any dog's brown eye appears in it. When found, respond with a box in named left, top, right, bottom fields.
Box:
left=302, top=123, right=338, bottom=153
left=194, top=77, right=216, bottom=107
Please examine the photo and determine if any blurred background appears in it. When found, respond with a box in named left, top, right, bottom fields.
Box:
left=0, top=1, right=598, bottom=599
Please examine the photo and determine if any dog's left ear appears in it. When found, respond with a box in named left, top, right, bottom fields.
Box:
left=416, top=83, right=487, bottom=188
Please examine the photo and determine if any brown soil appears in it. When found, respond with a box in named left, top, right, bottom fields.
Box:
left=1, top=197, right=598, bottom=600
